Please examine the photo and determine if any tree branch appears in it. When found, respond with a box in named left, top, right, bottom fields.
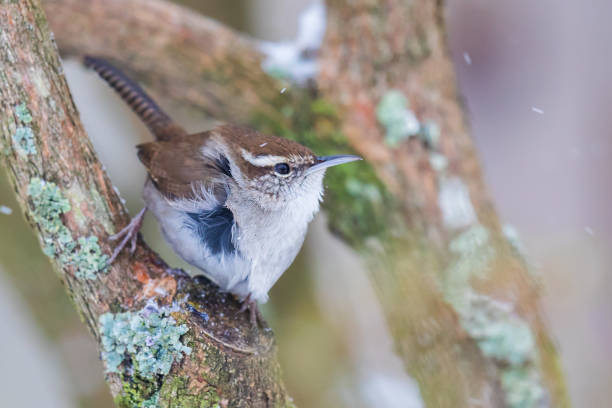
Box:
left=320, top=2, right=570, bottom=407
left=35, top=0, right=570, bottom=406
left=43, top=0, right=282, bottom=125
left=0, top=1, right=291, bottom=407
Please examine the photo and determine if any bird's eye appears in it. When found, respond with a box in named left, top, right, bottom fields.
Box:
left=274, top=163, right=291, bottom=175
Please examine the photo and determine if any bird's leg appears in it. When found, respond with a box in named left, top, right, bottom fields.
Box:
left=108, top=207, right=147, bottom=264
left=237, top=294, right=265, bottom=328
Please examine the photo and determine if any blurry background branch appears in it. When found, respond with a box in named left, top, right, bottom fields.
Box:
left=1, top=0, right=572, bottom=407
left=44, top=0, right=281, bottom=126
left=0, top=1, right=292, bottom=407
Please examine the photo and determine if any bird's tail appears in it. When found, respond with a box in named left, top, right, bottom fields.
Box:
left=83, top=56, right=187, bottom=141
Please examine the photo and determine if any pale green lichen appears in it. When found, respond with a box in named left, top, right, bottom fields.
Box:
left=429, top=152, right=448, bottom=172
left=460, top=293, right=536, bottom=365
left=461, top=293, right=546, bottom=408
left=376, top=90, right=420, bottom=147
left=15, top=102, right=33, bottom=123
left=73, top=236, right=109, bottom=280
left=443, top=225, right=546, bottom=408
left=502, top=367, right=547, bottom=408
left=27, top=178, right=108, bottom=279
left=438, top=177, right=477, bottom=230
left=13, top=101, right=36, bottom=156
left=443, top=224, right=495, bottom=310
left=448, top=224, right=490, bottom=255
left=419, top=122, right=440, bottom=148
left=27, top=178, right=71, bottom=225
left=142, top=392, right=159, bottom=408
left=345, top=179, right=382, bottom=203
left=13, top=127, right=37, bottom=156
left=42, top=225, right=75, bottom=259
left=99, top=305, right=192, bottom=379
left=27, top=177, right=73, bottom=256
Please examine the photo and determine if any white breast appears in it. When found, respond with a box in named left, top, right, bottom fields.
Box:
left=143, top=173, right=324, bottom=304
left=226, top=172, right=324, bottom=303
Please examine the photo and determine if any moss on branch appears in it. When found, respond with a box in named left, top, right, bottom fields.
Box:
left=1, top=1, right=292, bottom=406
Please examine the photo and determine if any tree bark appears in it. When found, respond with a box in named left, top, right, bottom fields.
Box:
left=0, top=1, right=292, bottom=407
left=13, top=0, right=571, bottom=407
left=319, top=2, right=570, bottom=407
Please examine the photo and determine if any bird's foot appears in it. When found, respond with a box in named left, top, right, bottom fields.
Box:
left=108, top=208, right=147, bottom=264
left=237, top=294, right=265, bottom=328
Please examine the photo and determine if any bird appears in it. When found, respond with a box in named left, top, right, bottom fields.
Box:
left=84, top=56, right=361, bottom=325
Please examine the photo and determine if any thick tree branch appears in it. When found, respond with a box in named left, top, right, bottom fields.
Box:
left=37, top=0, right=570, bottom=407
left=43, top=0, right=282, bottom=125
left=0, top=1, right=291, bottom=407
left=320, top=2, right=570, bottom=407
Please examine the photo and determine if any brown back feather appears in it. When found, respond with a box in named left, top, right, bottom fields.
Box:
left=137, top=132, right=228, bottom=200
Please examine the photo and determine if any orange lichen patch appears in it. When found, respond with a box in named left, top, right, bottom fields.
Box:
left=139, top=252, right=171, bottom=278
left=131, top=261, right=177, bottom=302
left=138, top=275, right=177, bottom=303
left=133, top=261, right=151, bottom=284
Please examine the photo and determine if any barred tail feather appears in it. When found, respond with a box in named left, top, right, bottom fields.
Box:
left=83, top=56, right=186, bottom=141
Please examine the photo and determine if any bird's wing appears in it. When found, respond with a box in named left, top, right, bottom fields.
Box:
left=137, top=132, right=232, bottom=201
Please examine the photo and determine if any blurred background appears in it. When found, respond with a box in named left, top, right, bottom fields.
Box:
left=1, top=0, right=610, bottom=406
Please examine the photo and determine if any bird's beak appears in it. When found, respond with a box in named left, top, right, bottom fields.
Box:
left=305, top=155, right=362, bottom=175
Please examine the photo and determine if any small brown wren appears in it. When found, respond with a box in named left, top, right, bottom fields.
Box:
left=84, top=57, right=360, bottom=325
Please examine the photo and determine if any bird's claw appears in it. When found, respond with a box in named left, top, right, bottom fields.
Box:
left=108, top=208, right=146, bottom=264
left=237, top=294, right=265, bottom=328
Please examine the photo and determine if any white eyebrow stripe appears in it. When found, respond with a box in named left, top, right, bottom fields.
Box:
left=241, top=149, right=287, bottom=167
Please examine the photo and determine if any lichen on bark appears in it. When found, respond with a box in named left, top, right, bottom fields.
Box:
left=1, top=1, right=292, bottom=406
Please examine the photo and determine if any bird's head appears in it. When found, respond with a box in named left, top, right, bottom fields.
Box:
left=214, top=125, right=361, bottom=211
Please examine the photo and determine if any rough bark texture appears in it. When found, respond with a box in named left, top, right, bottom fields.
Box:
left=319, top=2, right=570, bottom=407
left=0, top=1, right=292, bottom=407
left=5, top=0, right=570, bottom=407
